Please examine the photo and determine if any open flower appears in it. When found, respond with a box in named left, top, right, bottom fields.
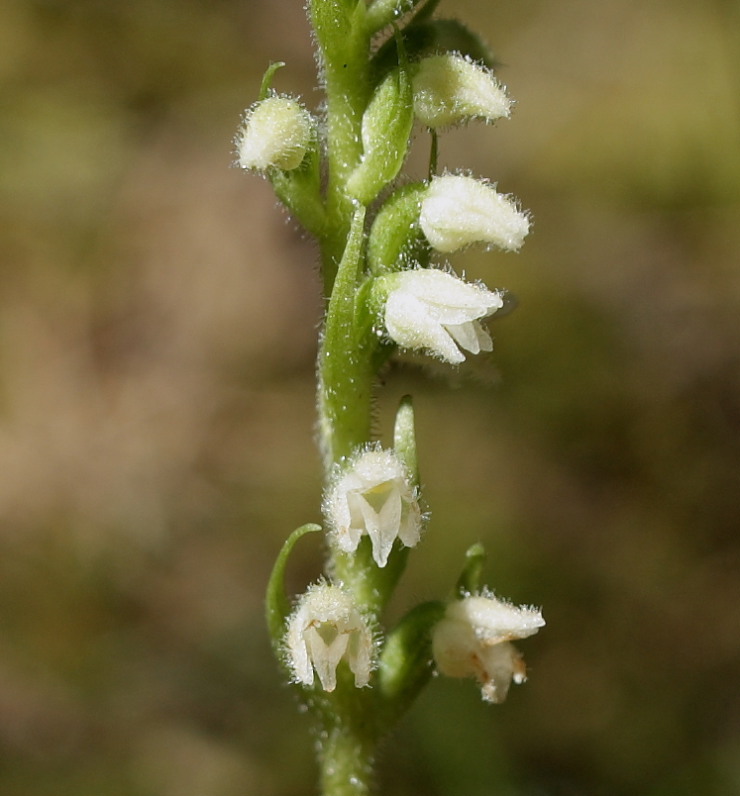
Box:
left=432, top=593, right=545, bottom=703
left=286, top=583, right=374, bottom=691
left=325, top=447, right=421, bottom=568
left=236, top=95, right=312, bottom=171
left=383, top=268, right=503, bottom=364
left=411, top=53, right=512, bottom=129
left=420, top=174, right=530, bottom=253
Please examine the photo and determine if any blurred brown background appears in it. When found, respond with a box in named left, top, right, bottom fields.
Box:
left=1, top=0, right=739, bottom=794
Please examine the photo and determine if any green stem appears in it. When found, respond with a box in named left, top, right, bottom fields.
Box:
left=314, top=666, right=380, bottom=796
left=310, top=0, right=372, bottom=289
left=317, top=206, right=373, bottom=469
left=428, top=128, right=439, bottom=179
left=309, top=4, right=408, bottom=793
left=319, top=726, right=376, bottom=796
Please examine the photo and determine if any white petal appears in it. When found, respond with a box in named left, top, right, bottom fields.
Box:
left=478, top=642, right=524, bottom=703
left=347, top=628, right=374, bottom=688
left=401, top=269, right=500, bottom=317
left=446, top=320, right=493, bottom=355
left=397, top=500, right=422, bottom=548
left=369, top=489, right=402, bottom=566
left=386, top=289, right=466, bottom=363
left=286, top=614, right=313, bottom=686
left=306, top=627, right=349, bottom=692
left=448, top=595, right=545, bottom=643
left=431, top=616, right=478, bottom=678
left=356, top=492, right=382, bottom=543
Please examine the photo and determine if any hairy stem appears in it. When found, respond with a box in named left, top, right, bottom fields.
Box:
left=309, top=0, right=372, bottom=290
left=318, top=726, right=376, bottom=796
left=317, top=206, right=373, bottom=469
left=309, top=6, right=386, bottom=792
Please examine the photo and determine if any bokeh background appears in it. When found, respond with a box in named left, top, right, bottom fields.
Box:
left=2, top=0, right=740, bottom=794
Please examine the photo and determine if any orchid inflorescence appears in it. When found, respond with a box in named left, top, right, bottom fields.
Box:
left=238, top=2, right=543, bottom=793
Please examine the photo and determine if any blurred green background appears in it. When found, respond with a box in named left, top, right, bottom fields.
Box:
left=2, top=0, right=740, bottom=794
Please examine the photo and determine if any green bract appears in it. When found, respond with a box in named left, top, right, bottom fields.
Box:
left=347, top=65, right=414, bottom=204
left=365, top=0, right=425, bottom=35
left=366, top=183, right=427, bottom=273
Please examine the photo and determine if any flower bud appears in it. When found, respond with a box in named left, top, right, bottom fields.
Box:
left=432, top=594, right=544, bottom=703
left=286, top=583, right=374, bottom=692
left=381, top=268, right=503, bottom=364
left=325, top=446, right=422, bottom=568
left=236, top=95, right=312, bottom=171
left=420, top=174, right=530, bottom=253
left=411, top=53, right=511, bottom=128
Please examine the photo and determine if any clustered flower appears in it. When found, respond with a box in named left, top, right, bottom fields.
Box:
left=374, top=62, right=530, bottom=365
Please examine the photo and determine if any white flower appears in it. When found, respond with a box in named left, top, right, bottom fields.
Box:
left=420, top=174, right=530, bottom=253
left=286, top=583, right=374, bottom=692
left=325, top=447, right=421, bottom=568
left=411, top=54, right=512, bottom=129
left=383, top=268, right=503, bottom=365
left=236, top=95, right=312, bottom=171
left=432, top=594, right=545, bottom=703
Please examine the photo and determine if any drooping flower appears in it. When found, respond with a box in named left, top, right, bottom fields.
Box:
left=236, top=95, right=312, bottom=171
left=420, top=174, right=530, bottom=253
left=286, top=583, right=374, bottom=692
left=411, top=53, right=512, bottom=129
left=432, top=593, right=545, bottom=703
left=325, top=447, right=421, bottom=568
left=382, top=268, right=503, bottom=365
